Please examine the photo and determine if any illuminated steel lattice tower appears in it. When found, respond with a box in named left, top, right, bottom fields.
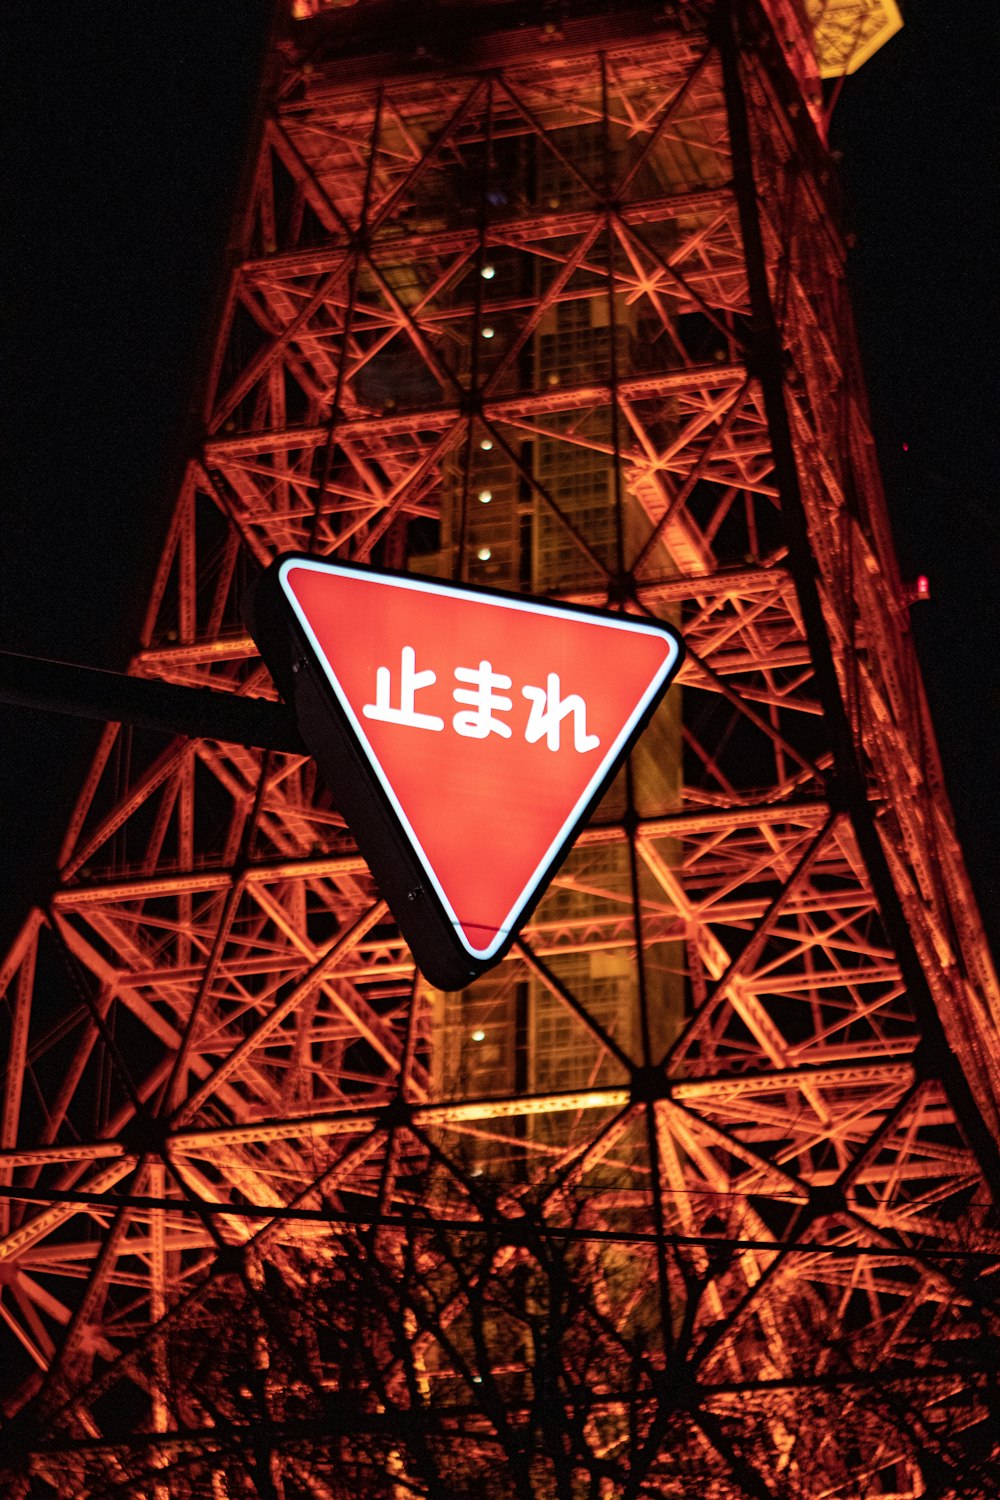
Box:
left=2, top=2, right=999, bottom=1496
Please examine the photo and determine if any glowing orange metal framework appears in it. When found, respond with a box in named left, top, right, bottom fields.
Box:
left=2, top=2, right=999, bottom=1495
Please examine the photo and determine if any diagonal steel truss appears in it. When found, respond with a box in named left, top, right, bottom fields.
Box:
left=2, top=2, right=999, bottom=1495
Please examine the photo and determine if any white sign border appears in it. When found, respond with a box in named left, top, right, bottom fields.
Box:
left=279, top=558, right=682, bottom=964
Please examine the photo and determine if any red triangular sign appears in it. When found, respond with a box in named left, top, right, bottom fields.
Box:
left=275, top=559, right=682, bottom=970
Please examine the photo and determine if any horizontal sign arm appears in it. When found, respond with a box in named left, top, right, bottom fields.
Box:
left=0, top=649, right=304, bottom=753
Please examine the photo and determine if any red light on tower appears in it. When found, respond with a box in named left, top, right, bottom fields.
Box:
left=903, top=574, right=931, bottom=605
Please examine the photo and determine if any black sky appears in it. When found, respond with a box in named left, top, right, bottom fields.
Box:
left=831, top=0, right=1000, bottom=950
left=2, top=1, right=998, bottom=955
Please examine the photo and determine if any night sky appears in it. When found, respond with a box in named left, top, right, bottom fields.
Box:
left=2, top=1, right=998, bottom=958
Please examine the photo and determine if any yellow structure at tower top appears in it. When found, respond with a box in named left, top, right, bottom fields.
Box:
left=801, top=0, right=904, bottom=76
